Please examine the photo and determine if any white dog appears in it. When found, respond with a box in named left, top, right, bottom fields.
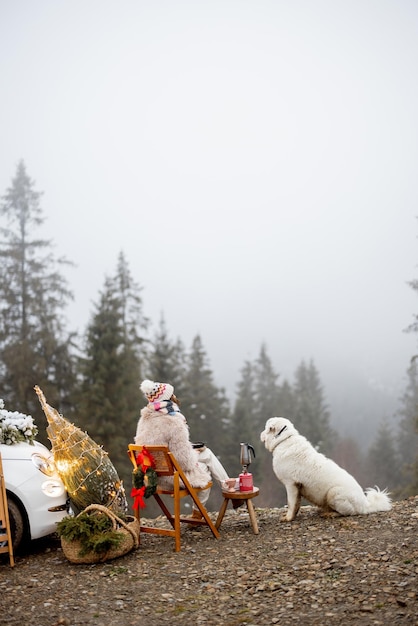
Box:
left=260, top=417, right=392, bottom=521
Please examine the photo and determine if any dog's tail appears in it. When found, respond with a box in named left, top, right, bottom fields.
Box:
left=364, top=486, right=392, bottom=513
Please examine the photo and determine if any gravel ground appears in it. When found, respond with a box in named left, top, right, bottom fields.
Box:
left=1, top=495, right=417, bottom=626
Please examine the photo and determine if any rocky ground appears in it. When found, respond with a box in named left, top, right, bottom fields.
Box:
left=1, top=496, right=417, bottom=626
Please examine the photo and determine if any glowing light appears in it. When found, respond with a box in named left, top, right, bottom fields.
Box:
left=35, top=386, right=127, bottom=514
left=42, top=479, right=65, bottom=497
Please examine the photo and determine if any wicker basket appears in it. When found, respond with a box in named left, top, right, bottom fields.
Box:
left=60, top=504, right=140, bottom=564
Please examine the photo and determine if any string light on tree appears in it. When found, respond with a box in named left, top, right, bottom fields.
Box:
left=35, top=386, right=127, bottom=514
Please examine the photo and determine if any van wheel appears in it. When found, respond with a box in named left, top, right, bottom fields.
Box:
left=7, top=498, right=27, bottom=550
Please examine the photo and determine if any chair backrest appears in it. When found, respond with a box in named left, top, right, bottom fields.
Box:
left=128, top=444, right=175, bottom=477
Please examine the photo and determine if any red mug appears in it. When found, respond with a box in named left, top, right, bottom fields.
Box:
left=239, top=472, right=253, bottom=492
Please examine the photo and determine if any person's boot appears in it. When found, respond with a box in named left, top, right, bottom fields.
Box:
left=187, top=508, right=203, bottom=529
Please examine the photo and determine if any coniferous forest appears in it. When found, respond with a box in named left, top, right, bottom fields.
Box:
left=1, top=161, right=417, bottom=515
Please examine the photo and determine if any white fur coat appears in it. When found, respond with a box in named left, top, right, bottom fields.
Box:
left=134, top=406, right=210, bottom=488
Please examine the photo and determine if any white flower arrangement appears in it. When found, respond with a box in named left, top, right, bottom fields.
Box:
left=0, top=398, right=38, bottom=445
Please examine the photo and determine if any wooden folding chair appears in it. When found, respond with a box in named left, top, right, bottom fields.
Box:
left=0, top=453, right=15, bottom=567
left=127, top=444, right=220, bottom=552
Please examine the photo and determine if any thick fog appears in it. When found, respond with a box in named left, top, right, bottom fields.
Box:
left=1, top=1, right=418, bottom=440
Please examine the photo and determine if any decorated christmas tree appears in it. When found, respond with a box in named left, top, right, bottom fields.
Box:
left=35, top=386, right=127, bottom=514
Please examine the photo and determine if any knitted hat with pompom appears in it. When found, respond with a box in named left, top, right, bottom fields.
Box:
left=140, top=379, right=174, bottom=403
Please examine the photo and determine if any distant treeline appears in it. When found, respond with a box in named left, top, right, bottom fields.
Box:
left=1, top=160, right=417, bottom=514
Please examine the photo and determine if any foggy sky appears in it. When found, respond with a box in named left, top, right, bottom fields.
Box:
left=1, top=0, right=418, bottom=420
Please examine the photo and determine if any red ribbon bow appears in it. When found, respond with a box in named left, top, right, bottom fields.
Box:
left=135, top=447, right=156, bottom=473
left=131, top=486, right=146, bottom=510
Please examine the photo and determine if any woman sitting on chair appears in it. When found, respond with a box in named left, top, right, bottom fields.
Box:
left=135, top=379, right=231, bottom=521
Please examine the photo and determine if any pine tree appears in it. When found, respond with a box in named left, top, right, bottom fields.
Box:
left=331, top=437, right=367, bottom=486
left=397, top=359, right=418, bottom=495
left=227, top=361, right=258, bottom=474
left=0, top=160, right=76, bottom=432
left=366, top=420, right=400, bottom=492
left=253, top=344, right=281, bottom=426
left=176, top=335, right=231, bottom=510
left=115, top=251, right=148, bottom=347
left=180, top=335, right=230, bottom=458
left=402, top=246, right=418, bottom=495
left=145, top=314, right=186, bottom=388
left=231, top=361, right=257, bottom=445
left=276, top=379, right=296, bottom=418
left=252, top=345, right=284, bottom=506
left=77, top=254, right=147, bottom=490
left=292, top=360, right=334, bottom=453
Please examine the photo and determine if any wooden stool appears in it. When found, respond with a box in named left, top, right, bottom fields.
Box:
left=215, top=487, right=259, bottom=534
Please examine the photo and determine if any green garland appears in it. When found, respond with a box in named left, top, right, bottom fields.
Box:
left=56, top=512, right=123, bottom=557
left=132, top=466, right=158, bottom=498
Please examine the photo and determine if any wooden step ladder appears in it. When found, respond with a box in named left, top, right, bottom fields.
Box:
left=0, top=452, right=15, bottom=567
